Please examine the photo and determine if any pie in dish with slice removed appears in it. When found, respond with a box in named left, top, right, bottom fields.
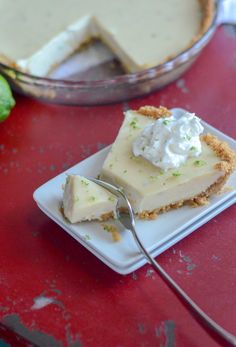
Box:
left=0, top=0, right=214, bottom=76
left=100, top=106, right=236, bottom=219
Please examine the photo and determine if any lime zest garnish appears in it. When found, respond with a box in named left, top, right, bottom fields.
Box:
left=81, top=179, right=89, bottom=186
left=162, top=119, right=171, bottom=126
left=108, top=196, right=115, bottom=202
left=89, top=196, right=96, bottom=202
left=74, top=196, right=80, bottom=203
left=84, top=234, right=91, bottom=241
left=129, top=118, right=140, bottom=129
left=194, top=160, right=206, bottom=167
left=149, top=175, right=158, bottom=181
left=172, top=171, right=181, bottom=177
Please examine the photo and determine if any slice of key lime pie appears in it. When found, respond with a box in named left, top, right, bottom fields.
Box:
left=100, top=106, right=236, bottom=219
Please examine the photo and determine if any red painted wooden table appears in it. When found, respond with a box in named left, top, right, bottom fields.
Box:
left=0, top=26, right=236, bottom=347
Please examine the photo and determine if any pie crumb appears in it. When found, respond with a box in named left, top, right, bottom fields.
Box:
left=216, top=185, right=233, bottom=195
left=102, top=223, right=121, bottom=242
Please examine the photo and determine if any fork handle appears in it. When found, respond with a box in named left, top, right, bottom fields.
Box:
left=130, top=228, right=236, bottom=346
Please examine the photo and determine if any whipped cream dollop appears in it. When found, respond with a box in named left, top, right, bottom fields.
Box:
left=132, top=111, right=204, bottom=171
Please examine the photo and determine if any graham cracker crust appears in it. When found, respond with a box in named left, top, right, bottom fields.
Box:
left=100, top=211, right=115, bottom=221
left=198, top=0, right=215, bottom=37
left=136, top=105, right=172, bottom=119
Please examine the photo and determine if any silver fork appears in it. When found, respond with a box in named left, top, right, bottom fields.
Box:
left=91, top=178, right=236, bottom=346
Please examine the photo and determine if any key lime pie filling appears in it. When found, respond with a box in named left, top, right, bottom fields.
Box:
left=63, top=175, right=117, bottom=223
left=62, top=106, right=236, bottom=223
left=0, top=0, right=214, bottom=76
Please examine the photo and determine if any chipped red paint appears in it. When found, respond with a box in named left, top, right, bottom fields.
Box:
left=0, top=26, right=236, bottom=347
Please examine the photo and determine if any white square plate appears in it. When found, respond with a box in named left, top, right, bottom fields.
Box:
left=33, top=109, right=236, bottom=274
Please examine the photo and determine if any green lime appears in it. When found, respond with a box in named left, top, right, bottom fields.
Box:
left=0, top=74, right=15, bottom=122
